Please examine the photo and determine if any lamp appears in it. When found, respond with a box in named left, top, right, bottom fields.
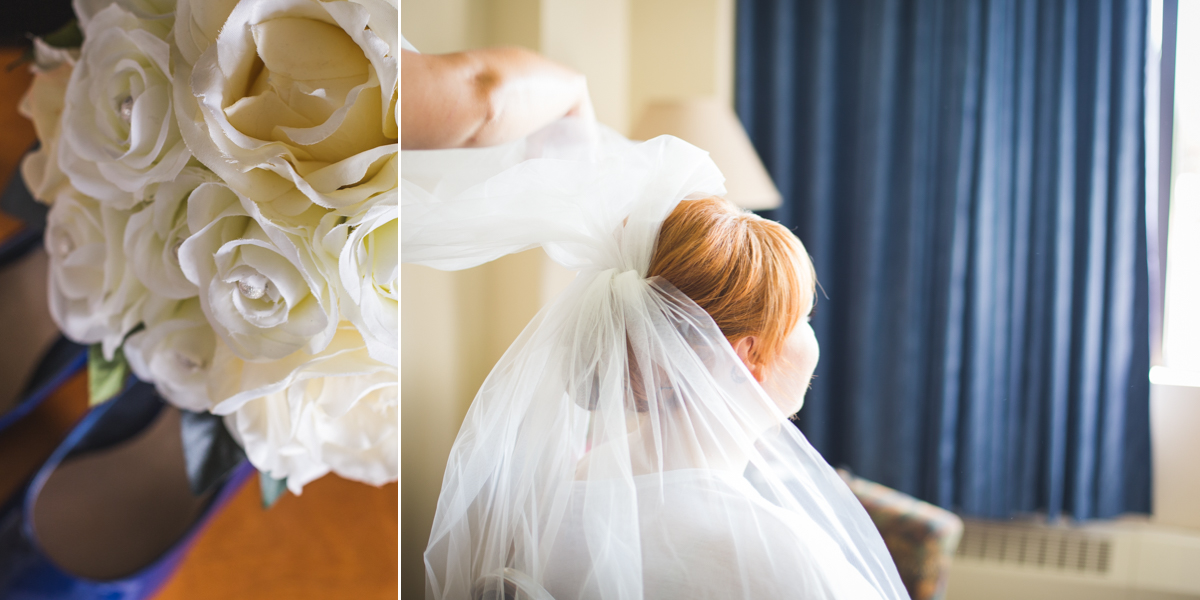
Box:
left=631, top=98, right=781, bottom=210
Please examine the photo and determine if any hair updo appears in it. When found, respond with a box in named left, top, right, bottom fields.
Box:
left=648, top=197, right=816, bottom=369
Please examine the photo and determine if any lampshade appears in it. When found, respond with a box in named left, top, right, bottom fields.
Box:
left=631, top=98, right=781, bottom=210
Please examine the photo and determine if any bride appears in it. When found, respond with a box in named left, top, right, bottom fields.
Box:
left=401, top=119, right=909, bottom=599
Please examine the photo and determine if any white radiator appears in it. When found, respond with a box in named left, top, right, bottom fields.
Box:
left=945, top=518, right=1200, bottom=600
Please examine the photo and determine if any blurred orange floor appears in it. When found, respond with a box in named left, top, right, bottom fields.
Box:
left=0, top=47, right=398, bottom=599
left=155, top=477, right=397, bottom=600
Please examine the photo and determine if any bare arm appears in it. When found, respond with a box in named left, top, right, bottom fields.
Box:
left=401, top=46, right=593, bottom=150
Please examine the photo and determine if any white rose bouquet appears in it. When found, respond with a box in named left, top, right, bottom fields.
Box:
left=18, top=0, right=398, bottom=498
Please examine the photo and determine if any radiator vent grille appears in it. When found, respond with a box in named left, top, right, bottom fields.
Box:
left=955, top=520, right=1112, bottom=574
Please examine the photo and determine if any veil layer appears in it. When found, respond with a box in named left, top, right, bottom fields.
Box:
left=402, top=120, right=909, bottom=600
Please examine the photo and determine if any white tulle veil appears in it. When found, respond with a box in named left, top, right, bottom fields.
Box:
left=402, top=120, right=909, bottom=600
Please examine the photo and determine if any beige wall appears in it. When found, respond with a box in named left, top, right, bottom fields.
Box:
left=1150, top=382, right=1200, bottom=532
left=400, top=1, right=736, bottom=595
left=630, top=0, right=735, bottom=127
left=399, top=0, right=487, bottom=53
left=541, top=0, right=631, bottom=133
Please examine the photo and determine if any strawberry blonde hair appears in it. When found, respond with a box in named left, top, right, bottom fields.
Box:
left=648, top=197, right=816, bottom=368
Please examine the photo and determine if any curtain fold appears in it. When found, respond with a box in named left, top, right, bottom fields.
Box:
left=737, top=0, right=1151, bottom=520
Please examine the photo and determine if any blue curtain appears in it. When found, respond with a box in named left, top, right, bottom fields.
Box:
left=737, top=0, right=1151, bottom=520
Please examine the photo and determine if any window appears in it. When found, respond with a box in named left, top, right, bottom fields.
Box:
left=1155, top=0, right=1200, bottom=386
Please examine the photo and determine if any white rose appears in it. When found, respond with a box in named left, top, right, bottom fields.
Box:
left=59, top=4, right=189, bottom=209
left=29, top=36, right=79, bottom=72
left=317, top=195, right=396, bottom=366
left=45, top=187, right=146, bottom=359
left=209, top=324, right=397, bottom=492
left=18, top=51, right=75, bottom=204
left=177, top=182, right=336, bottom=361
left=123, top=166, right=220, bottom=299
left=124, top=296, right=216, bottom=412
left=173, top=0, right=397, bottom=221
left=173, top=0, right=239, bottom=66
left=72, top=0, right=175, bottom=29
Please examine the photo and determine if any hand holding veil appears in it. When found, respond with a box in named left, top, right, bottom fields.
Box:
left=402, top=120, right=910, bottom=600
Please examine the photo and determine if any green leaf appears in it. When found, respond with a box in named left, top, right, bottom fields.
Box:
left=181, top=410, right=248, bottom=497
left=87, top=344, right=129, bottom=407
left=41, top=20, right=83, bottom=49
left=260, top=470, right=288, bottom=509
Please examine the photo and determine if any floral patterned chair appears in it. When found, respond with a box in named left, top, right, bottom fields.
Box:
left=838, top=470, right=964, bottom=600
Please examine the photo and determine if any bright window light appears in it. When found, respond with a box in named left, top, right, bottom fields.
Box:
left=1161, top=0, right=1200, bottom=382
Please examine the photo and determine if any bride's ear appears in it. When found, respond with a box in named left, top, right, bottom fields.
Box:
left=731, top=336, right=765, bottom=383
